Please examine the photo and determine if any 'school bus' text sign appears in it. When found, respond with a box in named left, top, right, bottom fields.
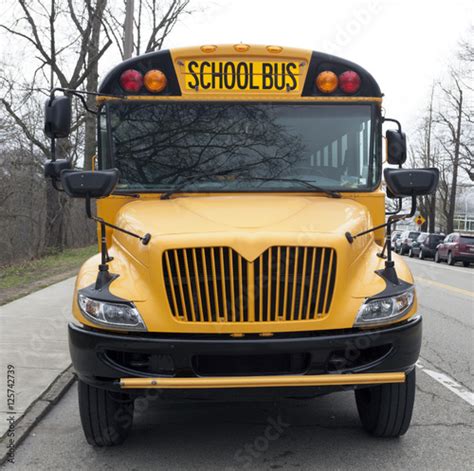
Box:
left=184, top=60, right=301, bottom=92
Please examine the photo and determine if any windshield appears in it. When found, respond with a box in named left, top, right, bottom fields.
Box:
left=104, top=102, right=378, bottom=193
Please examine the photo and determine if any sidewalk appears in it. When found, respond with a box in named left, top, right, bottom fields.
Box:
left=0, top=277, right=75, bottom=438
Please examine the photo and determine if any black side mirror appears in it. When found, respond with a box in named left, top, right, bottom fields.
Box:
left=386, top=129, right=407, bottom=165
left=384, top=168, right=439, bottom=198
left=44, top=95, right=72, bottom=138
left=44, top=159, right=72, bottom=180
left=60, top=169, right=120, bottom=198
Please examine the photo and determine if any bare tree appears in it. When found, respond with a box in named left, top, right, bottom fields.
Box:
left=0, top=0, right=110, bottom=251
left=103, top=0, right=192, bottom=59
left=435, top=69, right=468, bottom=234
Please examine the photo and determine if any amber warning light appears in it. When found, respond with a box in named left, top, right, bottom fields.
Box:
left=119, top=69, right=168, bottom=93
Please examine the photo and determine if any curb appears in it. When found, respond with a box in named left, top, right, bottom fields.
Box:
left=0, top=365, right=76, bottom=466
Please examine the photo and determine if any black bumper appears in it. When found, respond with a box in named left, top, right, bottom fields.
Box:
left=69, top=316, right=422, bottom=395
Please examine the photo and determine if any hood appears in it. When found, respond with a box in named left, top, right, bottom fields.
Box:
left=113, top=195, right=373, bottom=264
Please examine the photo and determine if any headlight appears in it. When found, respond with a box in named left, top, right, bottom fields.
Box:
left=354, top=287, right=415, bottom=327
left=78, top=294, right=147, bottom=331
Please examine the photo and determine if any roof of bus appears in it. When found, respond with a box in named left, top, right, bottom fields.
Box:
left=98, top=44, right=382, bottom=99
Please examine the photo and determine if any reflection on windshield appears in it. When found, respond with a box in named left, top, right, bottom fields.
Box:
left=106, top=102, right=376, bottom=192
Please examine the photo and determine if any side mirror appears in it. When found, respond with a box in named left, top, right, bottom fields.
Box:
left=44, top=95, right=72, bottom=138
left=60, top=169, right=120, bottom=198
left=386, top=129, right=407, bottom=165
left=44, top=159, right=72, bottom=180
left=384, top=168, right=439, bottom=198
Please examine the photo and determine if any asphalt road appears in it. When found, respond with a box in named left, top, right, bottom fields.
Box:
left=3, top=257, right=473, bottom=470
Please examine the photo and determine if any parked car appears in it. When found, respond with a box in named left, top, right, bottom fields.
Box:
left=435, top=233, right=474, bottom=267
left=395, top=230, right=422, bottom=255
left=391, top=230, right=402, bottom=249
left=409, top=233, right=445, bottom=259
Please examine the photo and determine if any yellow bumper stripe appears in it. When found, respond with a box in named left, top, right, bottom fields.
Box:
left=120, top=372, right=405, bottom=389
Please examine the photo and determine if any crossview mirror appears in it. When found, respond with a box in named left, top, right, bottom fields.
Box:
left=386, top=129, right=407, bottom=165
left=44, top=95, right=72, bottom=138
left=384, top=168, right=439, bottom=198
left=60, top=169, right=120, bottom=198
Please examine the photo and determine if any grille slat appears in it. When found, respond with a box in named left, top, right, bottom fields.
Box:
left=163, top=246, right=337, bottom=323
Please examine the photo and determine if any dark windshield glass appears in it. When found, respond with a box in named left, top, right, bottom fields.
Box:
left=105, top=102, right=377, bottom=192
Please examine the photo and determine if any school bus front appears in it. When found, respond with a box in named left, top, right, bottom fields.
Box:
left=47, top=45, right=427, bottom=446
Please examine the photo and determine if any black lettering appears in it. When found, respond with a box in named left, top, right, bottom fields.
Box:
left=286, top=63, right=297, bottom=90
left=223, top=62, right=236, bottom=89
left=236, top=62, right=249, bottom=89
left=187, top=60, right=199, bottom=89
left=200, top=61, right=211, bottom=89
left=249, top=63, right=259, bottom=89
left=217, top=62, right=224, bottom=89
left=262, top=63, right=273, bottom=89
left=274, top=62, right=285, bottom=90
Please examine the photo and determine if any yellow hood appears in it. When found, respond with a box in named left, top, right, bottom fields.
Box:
left=113, top=195, right=373, bottom=263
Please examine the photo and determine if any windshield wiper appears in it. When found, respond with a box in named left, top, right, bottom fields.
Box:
left=244, top=177, right=341, bottom=198
left=160, top=174, right=341, bottom=200
left=160, top=173, right=213, bottom=200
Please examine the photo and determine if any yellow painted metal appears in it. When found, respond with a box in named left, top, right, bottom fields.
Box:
left=266, top=247, right=272, bottom=322
left=219, top=248, right=228, bottom=321
left=182, top=249, right=196, bottom=322
left=247, top=261, right=255, bottom=322
left=173, top=250, right=187, bottom=321
left=192, top=248, right=204, bottom=322
left=120, top=372, right=406, bottom=389
left=305, top=248, right=317, bottom=320
left=297, top=247, right=308, bottom=320
left=74, top=192, right=416, bottom=334
left=228, top=249, right=236, bottom=322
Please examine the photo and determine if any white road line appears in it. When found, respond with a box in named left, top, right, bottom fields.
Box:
left=416, top=361, right=474, bottom=407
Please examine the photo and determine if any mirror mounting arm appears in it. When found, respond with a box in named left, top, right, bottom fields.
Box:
left=84, top=194, right=151, bottom=246
left=84, top=194, right=150, bottom=290
left=382, top=117, right=402, bottom=132
left=345, top=195, right=417, bottom=286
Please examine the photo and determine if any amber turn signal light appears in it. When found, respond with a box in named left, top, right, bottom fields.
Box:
left=144, top=69, right=167, bottom=93
left=315, top=71, right=338, bottom=94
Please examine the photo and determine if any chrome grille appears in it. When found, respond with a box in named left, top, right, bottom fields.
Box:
left=163, top=246, right=337, bottom=323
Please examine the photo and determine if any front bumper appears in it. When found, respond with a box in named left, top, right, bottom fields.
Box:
left=69, top=316, right=422, bottom=396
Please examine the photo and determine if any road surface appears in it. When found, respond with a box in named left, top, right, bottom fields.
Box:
left=3, top=258, right=473, bottom=470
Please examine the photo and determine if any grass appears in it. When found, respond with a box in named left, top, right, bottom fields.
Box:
left=0, top=245, right=97, bottom=303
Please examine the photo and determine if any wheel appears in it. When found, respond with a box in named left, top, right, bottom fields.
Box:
left=463, top=261, right=470, bottom=267
left=78, top=380, right=134, bottom=446
left=447, top=252, right=455, bottom=266
left=355, top=369, right=416, bottom=437
left=408, top=249, right=413, bottom=258
left=435, top=251, right=441, bottom=263
left=418, top=249, right=424, bottom=260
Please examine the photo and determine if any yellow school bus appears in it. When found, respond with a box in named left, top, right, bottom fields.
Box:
left=44, top=44, right=439, bottom=446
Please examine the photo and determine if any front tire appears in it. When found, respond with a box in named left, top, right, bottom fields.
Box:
left=78, top=380, right=134, bottom=446
left=435, top=251, right=441, bottom=263
left=419, top=249, right=424, bottom=260
left=463, top=261, right=470, bottom=267
left=355, top=369, right=416, bottom=437
left=408, top=249, right=413, bottom=258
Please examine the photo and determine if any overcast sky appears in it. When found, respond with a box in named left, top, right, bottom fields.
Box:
left=153, top=0, right=472, bottom=132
